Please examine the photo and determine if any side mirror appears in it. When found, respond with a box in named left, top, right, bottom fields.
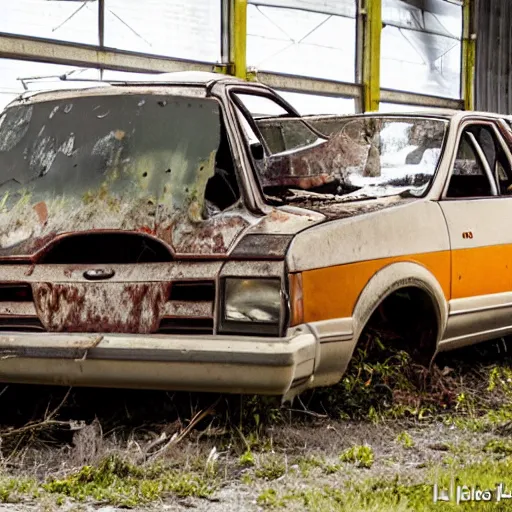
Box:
left=250, top=142, right=264, bottom=161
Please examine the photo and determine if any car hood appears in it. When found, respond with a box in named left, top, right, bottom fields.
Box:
left=229, top=196, right=413, bottom=258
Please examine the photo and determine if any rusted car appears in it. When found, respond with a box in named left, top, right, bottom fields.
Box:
left=1, top=71, right=512, bottom=400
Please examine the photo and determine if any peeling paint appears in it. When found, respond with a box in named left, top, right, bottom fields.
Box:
left=49, top=106, right=59, bottom=119
left=29, top=136, right=57, bottom=177
left=0, top=106, right=33, bottom=152
left=0, top=93, right=253, bottom=258
left=59, top=134, right=75, bottom=157
left=33, top=282, right=170, bottom=333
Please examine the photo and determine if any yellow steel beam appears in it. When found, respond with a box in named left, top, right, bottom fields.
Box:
left=0, top=33, right=222, bottom=74
left=231, top=0, right=248, bottom=79
left=462, top=0, right=475, bottom=110
left=362, top=0, right=382, bottom=112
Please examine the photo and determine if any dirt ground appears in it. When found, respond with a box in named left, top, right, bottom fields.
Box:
left=1, top=339, right=512, bottom=512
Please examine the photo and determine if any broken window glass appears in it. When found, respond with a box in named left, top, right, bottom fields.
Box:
left=232, top=92, right=327, bottom=155
left=279, top=91, right=355, bottom=115
left=446, top=133, right=494, bottom=197
left=258, top=116, right=448, bottom=205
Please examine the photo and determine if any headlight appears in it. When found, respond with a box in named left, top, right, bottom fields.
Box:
left=219, top=278, right=282, bottom=335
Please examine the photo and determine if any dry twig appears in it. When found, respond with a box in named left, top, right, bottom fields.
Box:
left=141, top=397, right=221, bottom=462
left=0, top=387, right=75, bottom=438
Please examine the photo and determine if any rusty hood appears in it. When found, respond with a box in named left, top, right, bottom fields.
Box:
left=0, top=91, right=257, bottom=260
left=270, top=194, right=413, bottom=221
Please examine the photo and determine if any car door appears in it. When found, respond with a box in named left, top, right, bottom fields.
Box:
left=440, top=120, right=512, bottom=349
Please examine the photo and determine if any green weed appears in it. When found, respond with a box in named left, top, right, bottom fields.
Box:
left=239, top=450, right=255, bottom=467
left=396, top=431, right=414, bottom=449
left=255, top=455, right=287, bottom=481
left=340, top=444, right=374, bottom=469
left=43, top=454, right=215, bottom=507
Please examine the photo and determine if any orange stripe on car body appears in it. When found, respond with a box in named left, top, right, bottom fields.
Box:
left=451, top=244, right=512, bottom=299
left=296, top=251, right=451, bottom=323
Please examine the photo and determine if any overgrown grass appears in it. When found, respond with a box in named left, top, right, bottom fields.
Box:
left=40, top=454, right=216, bottom=507
left=299, top=335, right=512, bottom=428
left=254, top=455, right=287, bottom=481
left=257, top=456, right=512, bottom=511
left=0, top=477, right=38, bottom=503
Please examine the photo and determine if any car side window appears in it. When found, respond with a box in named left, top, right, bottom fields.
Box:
left=470, top=125, right=512, bottom=195
left=446, top=131, right=495, bottom=198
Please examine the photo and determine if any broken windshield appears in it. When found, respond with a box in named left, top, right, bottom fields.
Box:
left=0, top=93, right=224, bottom=255
left=257, top=116, right=448, bottom=204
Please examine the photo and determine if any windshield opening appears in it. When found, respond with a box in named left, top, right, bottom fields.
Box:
left=0, top=93, right=241, bottom=256
left=257, top=116, right=448, bottom=204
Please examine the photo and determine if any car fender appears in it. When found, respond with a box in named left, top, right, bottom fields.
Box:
left=351, top=261, right=449, bottom=351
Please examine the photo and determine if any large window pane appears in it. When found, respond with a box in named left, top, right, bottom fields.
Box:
left=280, top=91, right=355, bottom=114
left=250, top=0, right=354, bottom=16
left=247, top=2, right=356, bottom=82
left=0, top=0, right=98, bottom=45
left=0, top=59, right=99, bottom=111
left=381, top=0, right=462, bottom=98
left=104, top=0, right=221, bottom=62
left=379, top=102, right=448, bottom=113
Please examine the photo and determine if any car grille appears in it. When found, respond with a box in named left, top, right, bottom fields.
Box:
left=157, top=280, right=215, bottom=335
left=0, top=284, right=46, bottom=332
left=0, top=317, right=46, bottom=332
left=0, top=280, right=216, bottom=335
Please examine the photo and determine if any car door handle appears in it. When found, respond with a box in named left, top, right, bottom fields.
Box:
left=83, top=268, right=115, bottom=281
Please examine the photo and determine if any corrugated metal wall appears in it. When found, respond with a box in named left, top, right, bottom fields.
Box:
left=475, top=0, right=512, bottom=113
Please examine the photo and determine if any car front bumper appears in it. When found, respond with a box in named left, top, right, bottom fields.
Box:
left=0, top=328, right=319, bottom=396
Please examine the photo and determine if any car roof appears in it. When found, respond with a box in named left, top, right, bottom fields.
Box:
left=306, top=110, right=512, bottom=123
left=3, top=71, right=251, bottom=108
left=3, top=71, right=512, bottom=125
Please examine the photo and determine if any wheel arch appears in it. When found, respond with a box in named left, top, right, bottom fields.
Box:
left=351, top=261, right=449, bottom=355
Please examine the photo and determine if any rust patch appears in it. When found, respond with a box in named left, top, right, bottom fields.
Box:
left=268, top=210, right=293, bottom=223
left=158, top=211, right=250, bottom=255
left=33, top=201, right=48, bottom=225
left=63, top=265, right=86, bottom=278
left=24, top=264, right=36, bottom=277
left=137, top=226, right=155, bottom=235
left=292, top=196, right=409, bottom=220
left=33, top=282, right=171, bottom=333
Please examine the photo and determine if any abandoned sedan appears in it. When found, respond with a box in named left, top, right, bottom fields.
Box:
left=1, top=71, right=512, bottom=399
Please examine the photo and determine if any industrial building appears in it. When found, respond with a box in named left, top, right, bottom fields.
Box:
left=0, top=0, right=505, bottom=115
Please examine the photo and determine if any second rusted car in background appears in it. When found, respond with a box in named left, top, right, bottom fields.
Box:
left=1, top=72, right=512, bottom=399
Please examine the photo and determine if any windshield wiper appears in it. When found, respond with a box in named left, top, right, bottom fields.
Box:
left=337, top=195, right=379, bottom=203
left=286, top=191, right=340, bottom=203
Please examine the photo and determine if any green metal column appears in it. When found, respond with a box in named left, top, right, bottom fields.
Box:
left=462, top=0, right=476, bottom=110
left=231, top=0, right=248, bottom=79
left=362, top=0, right=382, bottom=112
